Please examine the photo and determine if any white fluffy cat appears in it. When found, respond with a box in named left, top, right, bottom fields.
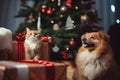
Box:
left=24, top=28, right=42, bottom=60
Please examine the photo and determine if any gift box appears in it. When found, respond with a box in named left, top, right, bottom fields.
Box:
left=0, top=49, right=9, bottom=60
left=11, top=41, right=50, bottom=60
left=0, top=60, right=67, bottom=80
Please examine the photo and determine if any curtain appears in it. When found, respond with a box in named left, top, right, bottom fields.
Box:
left=0, top=0, right=24, bottom=34
left=95, top=0, right=116, bottom=33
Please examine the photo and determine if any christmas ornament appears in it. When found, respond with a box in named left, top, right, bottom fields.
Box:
left=51, top=20, right=54, bottom=24
left=69, top=38, right=76, bottom=47
left=66, top=16, right=74, bottom=30
left=58, top=0, right=61, bottom=6
left=60, top=6, right=67, bottom=12
left=66, top=0, right=72, bottom=3
left=48, top=36, right=52, bottom=43
left=53, top=23, right=59, bottom=31
left=41, top=36, right=49, bottom=42
left=27, top=13, right=35, bottom=23
left=62, top=49, right=69, bottom=59
left=42, top=5, right=46, bottom=13
left=37, top=12, right=41, bottom=30
left=66, top=3, right=72, bottom=8
left=66, top=0, right=72, bottom=8
left=75, top=6, right=79, bottom=10
left=80, top=14, right=89, bottom=22
left=52, top=45, right=60, bottom=53
left=46, top=9, right=53, bottom=15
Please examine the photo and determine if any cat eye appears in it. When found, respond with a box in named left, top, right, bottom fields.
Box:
left=34, top=33, right=37, bottom=35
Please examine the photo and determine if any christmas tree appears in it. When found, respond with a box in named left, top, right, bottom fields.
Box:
left=15, top=0, right=103, bottom=60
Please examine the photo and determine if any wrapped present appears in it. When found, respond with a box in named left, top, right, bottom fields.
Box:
left=12, top=41, right=25, bottom=60
left=0, top=60, right=67, bottom=80
left=0, top=27, right=13, bottom=60
left=0, top=49, right=9, bottom=60
left=12, top=41, right=50, bottom=60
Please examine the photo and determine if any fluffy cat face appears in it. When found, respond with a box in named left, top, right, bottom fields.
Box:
left=25, top=28, right=42, bottom=40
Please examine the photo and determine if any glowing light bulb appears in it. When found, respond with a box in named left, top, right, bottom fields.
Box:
left=111, top=4, right=115, bottom=12
left=51, top=20, right=54, bottom=23
left=116, top=19, right=120, bottom=24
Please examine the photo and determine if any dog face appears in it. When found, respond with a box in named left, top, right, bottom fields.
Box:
left=81, top=31, right=110, bottom=50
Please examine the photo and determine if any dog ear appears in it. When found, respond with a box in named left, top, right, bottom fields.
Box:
left=98, top=31, right=110, bottom=42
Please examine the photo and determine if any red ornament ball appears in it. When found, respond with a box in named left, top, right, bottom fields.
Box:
left=69, top=39, right=76, bottom=47
left=41, top=5, right=46, bottom=13
left=62, top=50, right=69, bottom=59
left=41, top=36, right=49, bottom=42
left=46, top=9, right=53, bottom=15
left=42, top=8, right=46, bottom=13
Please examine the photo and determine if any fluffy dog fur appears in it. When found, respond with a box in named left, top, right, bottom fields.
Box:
left=73, top=31, right=118, bottom=80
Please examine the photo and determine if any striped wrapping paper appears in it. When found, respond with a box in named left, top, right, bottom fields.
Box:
left=0, top=60, right=67, bottom=80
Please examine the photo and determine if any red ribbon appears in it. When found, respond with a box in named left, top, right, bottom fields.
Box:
left=16, top=42, right=25, bottom=60
left=16, top=60, right=54, bottom=67
left=14, top=60, right=55, bottom=80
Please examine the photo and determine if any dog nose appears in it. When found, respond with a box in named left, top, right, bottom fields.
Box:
left=82, top=38, right=87, bottom=42
left=82, top=38, right=87, bottom=44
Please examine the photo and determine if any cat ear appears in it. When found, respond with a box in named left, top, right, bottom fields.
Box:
left=38, top=28, right=42, bottom=33
left=26, top=27, right=30, bottom=32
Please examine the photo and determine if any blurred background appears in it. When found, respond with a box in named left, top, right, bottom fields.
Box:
left=0, top=0, right=120, bottom=65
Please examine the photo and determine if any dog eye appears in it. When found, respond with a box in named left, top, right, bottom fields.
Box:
left=90, top=36, right=95, bottom=39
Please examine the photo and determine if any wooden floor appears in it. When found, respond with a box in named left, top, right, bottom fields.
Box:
left=67, top=65, right=75, bottom=80
left=60, top=61, right=76, bottom=80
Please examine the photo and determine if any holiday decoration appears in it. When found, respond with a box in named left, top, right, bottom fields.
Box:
left=37, top=12, right=41, bottom=30
left=66, top=0, right=72, bottom=8
left=0, top=60, right=67, bottom=80
left=66, top=16, right=74, bottom=30
left=15, top=0, right=102, bottom=60
left=12, top=41, right=50, bottom=60
left=52, top=45, right=60, bottom=53
left=16, top=32, right=26, bottom=42
left=60, top=6, right=67, bottom=12
left=41, top=5, right=46, bottom=13
left=27, top=13, right=35, bottom=23
left=46, top=9, right=53, bottom=15
left=80, top=14, right=89, bottom=22
left=69, top=38, right=76, bottom=47
left=58, top=0, right=61, bottom=6
left=48, top=36, right=52, bottom=43
left=0, top=49, right=9, bottom=60
left=62, top=49, right=69, bottom=59
left=41, top=36, right=49, bottom=42
left=0, top=27, right=12, bottom=50
left=53, top=23, right=59, bottom=31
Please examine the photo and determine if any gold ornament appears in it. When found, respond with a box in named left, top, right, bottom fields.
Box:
left=80, top=14, right=89, bottom=22
left=60, top=6, right=67, bottom=12
left=53, top=24, right=59, bottom=31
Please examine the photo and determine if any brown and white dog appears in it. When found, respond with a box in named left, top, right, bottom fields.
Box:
left=73, top=31, right=118, bottom=80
